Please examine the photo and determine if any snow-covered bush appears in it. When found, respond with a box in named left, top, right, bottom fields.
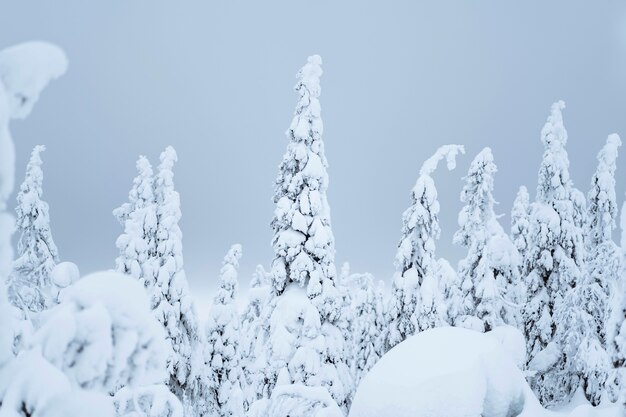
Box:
left=31, top=271, right=170, bottom=392
left=113, top=385, right=183, bottom=417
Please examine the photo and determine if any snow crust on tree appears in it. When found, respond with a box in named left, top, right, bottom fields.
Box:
left=454, top=147, right=522, bottom=332
left=387, top=144, right=464, bottom=349
left=523, top=101, right=587, bottom=406
left=249, top=384, right=343, bottom=417
left=350, top=327, right=526, bottom=417
left=263, top=55, right=351, bottom=412
left=8, top=145, right=59, bottom=314
left=0, top=41, right=67, bottom=279
left=114, top=155, right=158, bottom=283
left=511, top=186, right=531, bottom=260
left=205, top=244, right=245, bottom=417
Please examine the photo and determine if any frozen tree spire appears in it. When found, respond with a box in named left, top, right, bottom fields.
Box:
left=0, top=41, right=67, bottom=279
left=511, top=186, right=531, bottom=261
left=113, top=155, right=158, bottom=283
left=524, top=101, right=586, bottom=406
left=205, top=244, right=245, bottom=417
left=562, top=134, right=621, bottom=405
left=453, top=148, right=521, bottom=332
left=259, top=55, right=352, bottom=414
left=387, top=145, right=464, bottom=348
left=150, top=146, right=205, bottom=412
left=8, top=145, right=59, bottom=313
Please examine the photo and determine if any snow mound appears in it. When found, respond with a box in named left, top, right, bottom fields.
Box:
left=486, top=325, right=526, bottom=369
left=0, top=41, right=68, bottom=119
left=50, top=261, right=80, bottom=288
left=349, top=327, right=525, bottom=417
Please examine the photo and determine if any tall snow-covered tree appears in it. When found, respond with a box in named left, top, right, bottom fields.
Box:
left=205, top=244, right=245, bottom=417
left=260, top=55, right=352, bottom=414
left=113, top=155, right=158, bottom=283
left=386, top=145, right=464, bottom=349
left=453, top=147, right=521, bottom=332
left=351, top=273, right=385, bottom=386
left=150, top=146, right=205, bottom=414
left=523, top=101, right=586, bottom=406
left=559, top=134, right=621, bottom=405
left=8, top=145, right=59, bottom=314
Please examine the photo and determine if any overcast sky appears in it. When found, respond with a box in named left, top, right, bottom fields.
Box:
left=2, top=1, right=626, bottom=306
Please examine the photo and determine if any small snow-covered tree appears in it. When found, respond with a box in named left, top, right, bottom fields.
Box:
left=559, top=134, right=621, bottom=405
left=241, top=265, right=273, bottom=409
left=8, top=145, right=59, bottom=314
left=262, top=55, right=352, bottom=413
left=351, top=273, right=384, bottom=386
left=453, top=148, right=521, bottom=332
left=205, top=244, right=245, bottom=417
left=524, top=101, right=586, bottom=406
left=150, top=146, right=205, bottom=413
left=113, top=155, right=157, bottom=283
left=511, top=186, right=531, bottom=265
left=387, top=145, right=464, bottom=349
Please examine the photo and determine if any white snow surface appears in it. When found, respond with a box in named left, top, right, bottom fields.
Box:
left=350, top=327, right=526, bottom=417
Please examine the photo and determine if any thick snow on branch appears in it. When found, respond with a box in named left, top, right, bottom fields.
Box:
left=419, top=144, right=465, bottom=176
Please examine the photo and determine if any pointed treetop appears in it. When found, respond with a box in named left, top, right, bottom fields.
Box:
left=136, top=155, right=153, bottom=174
left=23, top=145, right=46, bottom=188
left=222, top=244, right=243, bottom=270
left=297, top=55, right=323, bottom=97
left=159, top=146, right=178, bottom=169
left=541, top=100, right=567, bottom=148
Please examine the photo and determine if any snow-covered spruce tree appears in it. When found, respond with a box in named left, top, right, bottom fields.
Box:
left=8, top=145, right=59, bottom=314
left=113, top=155, right=158, bottom=283
left=152, top=146, right=205, bottom=414
left=259, top=55, right=352, bottom=415
left=241, top=264, right=273, bottom=409
left=351, top=273, right=384, bottom=386
left=560, top=134, right=621, bottom=405
left=607, top=243, right=626, bottom=408
left=386, top=145, right=464, bottom=349
left=523, top=101, right=586, bottom=406
left=205, top=244, right=245, bottom=417
left=453, top=147, right=521, bottom=332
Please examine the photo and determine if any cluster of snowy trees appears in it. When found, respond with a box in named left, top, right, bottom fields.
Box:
left=2, top=45, right=626, bottom=417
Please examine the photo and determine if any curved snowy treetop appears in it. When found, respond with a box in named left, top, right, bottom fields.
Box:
left=289, top=55, right=324, bottom=144
left=540, top=100, right=567, bottom=148
left=419, top=144, right=465, bottom=177
left=0, top=41, right=68, bottom=120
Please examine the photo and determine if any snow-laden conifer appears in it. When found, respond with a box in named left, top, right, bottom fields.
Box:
left=113, top=155, right=157, bottom=283
left=151, top=146, right=205, bottom=413
left=524, top=101, right=586, bottom=406
left=205, top=244, right=245, bottom=417
left=387, top=145, right=464, bottom=349
left=454, top=148, right=521, bottom=331
left=261, top=55, right=352, bottom=413
left=560, top=134, right=621, bottom=405
left=8, top=145, right=59, bottom=314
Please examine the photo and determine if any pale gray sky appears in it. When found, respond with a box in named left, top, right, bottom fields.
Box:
left=2, top=1, right=626, bottom=305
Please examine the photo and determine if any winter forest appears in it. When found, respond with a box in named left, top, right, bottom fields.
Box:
left=2, top=18, right=626, bottom=417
